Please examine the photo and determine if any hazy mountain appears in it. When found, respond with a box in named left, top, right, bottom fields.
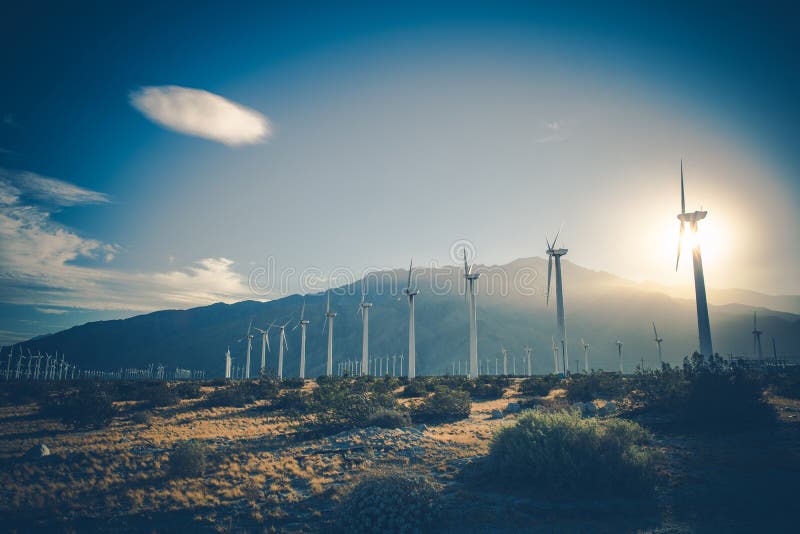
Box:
left=11, top=258, right=799, bottom=377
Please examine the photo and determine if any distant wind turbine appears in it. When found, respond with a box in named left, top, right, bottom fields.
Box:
left=358, top=286, right=373, bottom=376
left=551, top=336, right=560, bottom=374
left=546, top=229, right=569, bottom=375
left=237, top=320, right=254, bottom=379
left=293, top=300, right=310, bottom=378
left=652, top=323, right=663, bottom=367
left=524, top=344, right=533, bottom=376
left=616, top=340, right=624, bottom=374
left=752, top=312, right=763, bottom=360
left=224, top=346, right=232, bottom=379
left=501, top=345, right=509, bottom=375
left=277, top=318, right=291, bottom=379
left=675, top=160, right=713, bottom=358
left=463, top=249, right=480, bottom=379
left=581, top=338, right=591, bottom=373
left=322, top=290, right=337, bottom=377
left=403, top=259, right=419, bottom=379
left=254, top=321, right=275, bottom=376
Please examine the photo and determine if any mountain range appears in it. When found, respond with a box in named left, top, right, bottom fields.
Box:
left=10, top=257, right=799, bottom=377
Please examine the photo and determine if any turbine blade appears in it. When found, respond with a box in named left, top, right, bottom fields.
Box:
left=407, top=258, right=413, bottom=289
left=552, top=227, right=561, bottom=249
left=462, top=248, right=469, bottom=273
left=675, top=223, right=684, bottom=271
left=653, top=322, right=659, bottom=340
left=265, top=332, right=271, bottom=352
left=300, top=300, right=305, bottom=321
left=546, top=255, right=553, bottom=306
left=680, top=159, right=686, bottom=214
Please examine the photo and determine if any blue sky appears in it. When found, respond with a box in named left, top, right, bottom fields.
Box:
left=1, top=1, right=798, bottom=343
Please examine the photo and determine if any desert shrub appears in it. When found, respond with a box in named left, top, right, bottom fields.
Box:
left=337, top=472, right=439, bottom=533
left=677, top=370, right=775, bottom=433
left=42, top=385, right=116, bottom=429
left=371, top=376, right=401, bottom=395
left=270, top=389, right=310, bottom=412
left=309, top=380, right=399, bottom=433
left=252, top=378, right=281, bottom=399
left=401, top=379, right=430, bottom=398
left=281, top=377, right=305, bottom=389
left=203, top=382, right=257, bottom=407
left=489, top=410, right=657, bottom=496
left=146, top=382, right=180, bottom=407
left=411, top=386, right=471, bottom=424
left=465, top=376, right=510, bottom=399
left=365, top=408, right=411, bottom=428
left=168, top=440, right=208, bottom=477
left=131, top=410, right=153, bottom=425
left=771, top=367, right=800, bottom=399
left=519, top=375, right=562, bottom=396
left=566, top=371, right=630, bottom=402
left=173, top=382, right=202, bottom=399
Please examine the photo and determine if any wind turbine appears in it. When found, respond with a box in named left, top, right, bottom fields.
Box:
left=652, top=323, right=664, bottom=367
left=277, top=318, right=291, bottom=379
left=357, top=286, right=373, bottom=376
left=403, top=259, right=419, bottom=379
left=616, top=340, right=624, bottom=374
left=224, top=347, right=232, bottom=378
left=293, top=300, right=310, bottom=378
left=463, top=249, right=480, bottom=379
left=501, top=345, right=509, bottom=375
left=254, top=321, right=275, bottom=376
left=751, top=312, right=763, bottom=360
left=675, top=160, right=713, bottom=358
left=551, top=336, right=560, bottom=374
left=546, top=229, right=569, bottom=374
left=322, top=290, right=337, bottom=377
left=581, top=338, right=591, bottom=373
left=237, top=320, right=254, bottom=379
left=524, top=345, right=533, bottom=376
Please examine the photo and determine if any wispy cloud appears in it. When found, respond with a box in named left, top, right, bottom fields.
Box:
left=34, top=307, right=69, bottom=315
left=0, top=168, right=110, bottom=206
left=535, top=119, right=572, bottom=144
left=130, top=85, right=271, bottom=146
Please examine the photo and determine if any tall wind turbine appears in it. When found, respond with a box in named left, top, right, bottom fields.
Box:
left=238, top=320, right=254, bottom=379
left=358, top=287, right=373, bottom=376
left=277, top=319, right=291, bottom=379
left=524, top=345, right=533, bottom=376
left=322, top=290, right=337, bottom=377
left=254, top=321, right=275, bottom=376
left=675, top=161, right=713, bottom=358
left=581, top=338, right=591, bottom=373
left=652, top=323, right=664, bottom=367
left=546, top=230, right=569, bottom=374
left=224, top=346, right=232, bottom=379
left=403, top=259, right=419, bottom=379
left=616, top=340, right=624, bottom=374
left=751, top=312, right=763, bottom=360
left=463, top=249, right=480, bottom=379
left=293, top=300, right=310, bottom=378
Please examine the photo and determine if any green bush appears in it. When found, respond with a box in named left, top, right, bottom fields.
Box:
left=365, top=408, right=411, bottom=428
left=203, top=382, right=257, bottom=407
left=168, top=440, right=208, bottom=477
left=281, top=377, right=305, bottom=389
left=43, top=385, right=117, bottom=429
left=146, top=382, right=180, bottom=407
left=489, top=410, right=657, bottom=496
left=401, top=379, right=430, bottom=398
left=307, top=380, right=399, bottom=434
left=566, top=371, right=630, bottom=402
left=270, top=389, right=310, bottom=412
left=519, top=375, right=562, bottom=396
left=771, top=367, right=800, bottom=399
left=173, top=382, right=203, bottom=399
left=337, top=472, right=439, bottom=533
left=411, top=386, right=471, bottom=424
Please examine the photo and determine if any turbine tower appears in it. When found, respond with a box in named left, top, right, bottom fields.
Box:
left=616, top=340, right=624, bottom=374
left=501, top=345, right=509, bottom=375
left=358, top=287, right=373, bottom=376
left=322, top=291, right=337, bottom=377
left=239, top=320, right=253, bottom=379
left=463, top=249, right=480, bottom=379
left=293, top=300, right=310, bottom=379
left=581, top=338, right=591, bottom=373
left=277, top=319, right=291, bottom=379
left=551, top=336, right=560, bottom=374
left=254, top=321, right=275, bottom=376
left=546, top=230, right=569, bottom=374
left=751, top=312, right=763, bottom=360
left=224, top=346, right=232, bottom=379
left=675, top=161, right=713, bottom=358
left=652, top=323, right=664, bottom=367
left=403, top=259, right=419, bottom=379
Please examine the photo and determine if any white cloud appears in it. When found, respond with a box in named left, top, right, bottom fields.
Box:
left=130, top=85, right=271, bottom=146
left=535, top=119, right=572, bottom=144
left=35, top=307, right=69, bottom=315
left=0, top=171, right=254, bottom=315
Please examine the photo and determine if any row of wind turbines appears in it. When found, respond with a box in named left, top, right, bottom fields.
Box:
left=225, top=162, right=722, bottom=381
